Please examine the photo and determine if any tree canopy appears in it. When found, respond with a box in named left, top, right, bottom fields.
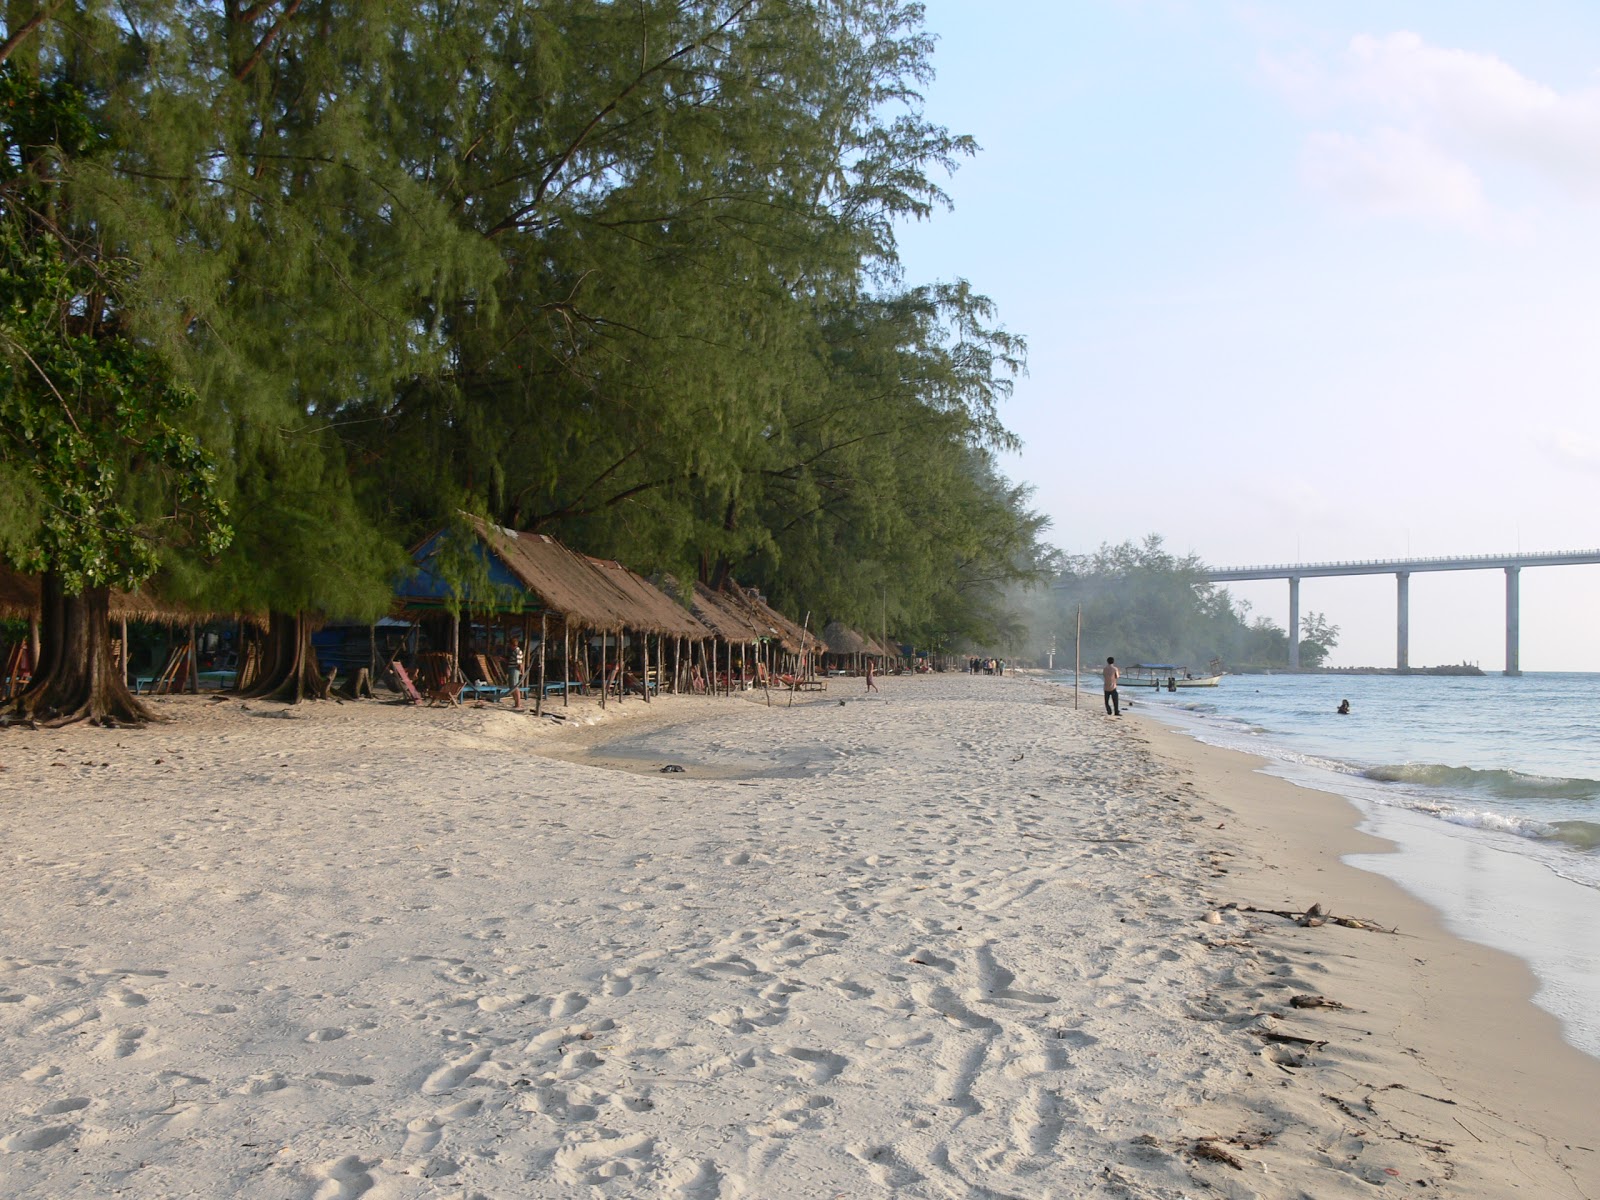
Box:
left=1027, top=536, right=1290, bottom=670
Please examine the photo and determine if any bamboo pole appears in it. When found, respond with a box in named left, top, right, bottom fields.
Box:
left=536, top=612, right=547, bottom=715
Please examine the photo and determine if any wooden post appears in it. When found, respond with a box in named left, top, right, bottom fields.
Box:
left=450, top=612, right=460, bottom=682
left=642, top=631, right=651, bottom=704
left=119, top=617, right=129, bottom=689
left=563, top=625, right=571, bottom=707
left=536, top=612, right=547, bottom=715
left=187, top=622, right=199, bottom=694
left=615, top=630, right=624, bottom=706
left=598, top=629, right=607, bottom=709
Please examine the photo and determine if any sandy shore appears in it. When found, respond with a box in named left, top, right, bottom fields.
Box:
left=1, top=675, right=1596, bottom=1197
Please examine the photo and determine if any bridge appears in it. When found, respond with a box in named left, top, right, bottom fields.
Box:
left=1201, top=550, right=1600, bottom=675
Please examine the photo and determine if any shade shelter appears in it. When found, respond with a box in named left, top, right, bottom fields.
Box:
left=821, top=621, right=874, bottom=675
left=715, top=584, right=820, bottom=686
left=583, top=557, right=711, bottom=699
left=401, top=519, right=711, bottom=710
left=0, top=565, right=250, bottom=696
left=655, top=576, right=768, bottom=695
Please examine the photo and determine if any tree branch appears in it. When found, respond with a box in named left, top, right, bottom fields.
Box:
left=0, top=0, right=67, bottom=67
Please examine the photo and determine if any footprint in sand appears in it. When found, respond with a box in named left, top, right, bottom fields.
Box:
left=310, top=1153, right=377, bottom=1200
left=1, top=1124, right=76, bottom=1152
left=421, top=1047, right=492, bottom=1096
left=775, top=1046, right=849, bottom=1084
left=95, top=1024, right=149, bottom=1060
left=553, top=1130, right=656, bottom=1186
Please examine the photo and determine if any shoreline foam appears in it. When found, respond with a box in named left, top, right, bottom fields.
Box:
left=0, top=675, right=1595, bottom=1196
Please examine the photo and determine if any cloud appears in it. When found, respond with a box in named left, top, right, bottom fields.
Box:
left=1274, top=31, right=1600, bottom=230
left=1540, top=429, right=1600, bottom=475
left=1301, top=127, right=1491, bottom=230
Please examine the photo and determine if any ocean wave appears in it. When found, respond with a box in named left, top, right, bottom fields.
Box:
left=1548, top=820, right=1600, bottom=852
left=1362, top=763, right=1600, bottom=802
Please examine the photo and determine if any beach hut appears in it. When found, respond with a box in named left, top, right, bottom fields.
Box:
left=400, top=519, right=708, bottom=710
left=716, top=584, right=819, bottom=685
left=0, top=565, right=252, bottom=696
left=656, top=576, right=766, bottom=695
left=821, top=621, right=872, bottom=676
left=583, top=557, right=712, bottom=699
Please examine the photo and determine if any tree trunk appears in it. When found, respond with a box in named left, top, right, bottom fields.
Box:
left=6, top=573, right=152, bottom=725
left=236, top=610, right=327, bottom=703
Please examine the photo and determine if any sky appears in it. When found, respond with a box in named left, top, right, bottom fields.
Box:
left=892, top=0, right=1600, bottom=671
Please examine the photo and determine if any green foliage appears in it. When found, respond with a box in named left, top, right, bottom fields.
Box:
left=1031, top=535, right=1288, bottom=669
left=1298, top=611, right=1340, bottom=669
left=0, top=64, right=230, bottom=594
left=2, top=1, right=1046, bottom=649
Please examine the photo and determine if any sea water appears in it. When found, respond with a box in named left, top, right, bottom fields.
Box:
left=1047, top=670, right=1600, bottom=1060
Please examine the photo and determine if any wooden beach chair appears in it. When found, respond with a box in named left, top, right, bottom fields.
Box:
left=419, top=652, right=464, bottom=707
left=388, top=661, right=425, bottom=705
left=2, top=642, right=30, bottom=700
left=140, top=644, right=192, bottom=695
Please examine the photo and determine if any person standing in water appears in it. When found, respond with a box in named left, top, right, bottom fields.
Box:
left=1103, top=656, right=1120, bottom=716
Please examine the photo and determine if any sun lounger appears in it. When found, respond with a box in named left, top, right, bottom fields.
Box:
left=388, top=661, right=425, bottom=705
left=419, top=652, right=464, bottom=707
left=138, top=644, right=193, bottom=695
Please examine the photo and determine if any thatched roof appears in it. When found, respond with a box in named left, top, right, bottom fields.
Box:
left=0, top=567, right=34, bottom=622
left=403, top=520, right=709, bottom=636
left=719, top=585, right=811, bottom=654
left=821, top=621, right=871, bottom=656
left=584, top=557, right=709, bottom=640
left=656, top=576, right=761, bottom=643
left=0, top=566, right=242, bottom=626
left=865, top=635, right=900, bottom=658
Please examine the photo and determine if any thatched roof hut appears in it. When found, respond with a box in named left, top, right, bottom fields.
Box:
left=821, top=621, right=871, bottom=657
left=583, top=557, right=709, bottom=640
left=719, top=585, right=811, bottom=654
left=656, top=576, right=763, bottom=644
left=0, top=565, right=243, bottom=627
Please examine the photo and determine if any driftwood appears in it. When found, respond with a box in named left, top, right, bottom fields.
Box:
left=1290, top=993, right=1347, bottom=1010
left=1191, top=1140, right=1244, bottom=1170
left=1225, top=900, right=1398, bottom=934
left=1252, top=1029, right=1328, bottom=1050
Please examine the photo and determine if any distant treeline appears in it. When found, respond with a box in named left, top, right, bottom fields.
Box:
left=0, top=3, right=1055, bottom=719
left=1021, top=537, right=1294, bottom=669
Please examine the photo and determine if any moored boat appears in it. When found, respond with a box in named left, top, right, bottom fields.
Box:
left=1117, top=663, right=1222, bottom=689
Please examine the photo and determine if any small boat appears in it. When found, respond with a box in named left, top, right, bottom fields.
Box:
left=1117, top=664, right=1222, bottom=689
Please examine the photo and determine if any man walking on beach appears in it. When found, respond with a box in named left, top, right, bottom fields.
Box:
left=1103, top=656, right=1120, bottom=716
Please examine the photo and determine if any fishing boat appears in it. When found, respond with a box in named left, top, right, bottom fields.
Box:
left=1116, top=663, right=1222, bottom=689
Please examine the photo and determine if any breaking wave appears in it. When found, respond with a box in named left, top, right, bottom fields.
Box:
left=1361, top=763, right=1600, bottom=803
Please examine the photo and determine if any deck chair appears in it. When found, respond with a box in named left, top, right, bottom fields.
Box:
left=388, top=661, right=425, bottom=705
left=140, top=643, right=192, bottom=695
left=2, top=642, right=30, bottom=700
left=419, top=652, right=464, bottom=707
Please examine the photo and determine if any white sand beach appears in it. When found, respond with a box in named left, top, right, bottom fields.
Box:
left=2, top=674, right=1597, bottom=1198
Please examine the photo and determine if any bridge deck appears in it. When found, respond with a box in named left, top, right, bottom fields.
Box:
left=1204, top=549, right=1600, bottom=582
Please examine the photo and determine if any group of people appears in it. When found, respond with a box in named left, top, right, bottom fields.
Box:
left=967, top=657, right=1006, bottom=675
